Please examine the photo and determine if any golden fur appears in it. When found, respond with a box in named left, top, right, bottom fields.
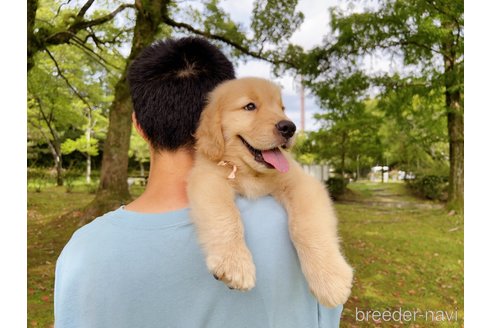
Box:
left=187, top=77, right=353, bottom=307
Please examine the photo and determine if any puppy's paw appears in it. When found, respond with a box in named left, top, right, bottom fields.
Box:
left=207, top=244, right=256, bottom=291
left=306, top=256, right=353, bottom=308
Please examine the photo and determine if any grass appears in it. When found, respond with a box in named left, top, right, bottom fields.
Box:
left=28, top=188, right=92, bottom=328
left=337, top=182, right=463, bottom=327
left=27, top=181, right=463, bottom=327
left=27, top=183, right=145, bottom=328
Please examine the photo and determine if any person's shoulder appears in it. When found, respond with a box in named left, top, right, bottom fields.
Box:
left=235, top=196, right=289, bottom=233
left=57, top=208, right=121, bottom=261
left=71, top=208, right=121, bottom=240
left=236, top=195, right=286, bottom=217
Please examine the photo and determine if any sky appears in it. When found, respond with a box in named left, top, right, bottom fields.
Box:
left=219, top=0, right=340, bottom=132
left=217, top=0, right=390, bottom=132
left=102, top=0, right=340, bottom=131
left=89, top=0, right=384, bottom=132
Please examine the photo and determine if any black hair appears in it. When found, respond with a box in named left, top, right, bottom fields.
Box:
left=127, top=37, right=235, bottom=151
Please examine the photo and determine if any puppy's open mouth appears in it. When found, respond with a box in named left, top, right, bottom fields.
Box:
left=238, top=136, right=289, bottom=173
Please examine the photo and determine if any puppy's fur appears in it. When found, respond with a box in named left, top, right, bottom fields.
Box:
left=187, top=77, right=353, bottom=307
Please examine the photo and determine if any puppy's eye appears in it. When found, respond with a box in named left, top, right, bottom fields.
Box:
left=281, top=106, right=285, bottom=111
left=244, top=103, right=256, bottom=111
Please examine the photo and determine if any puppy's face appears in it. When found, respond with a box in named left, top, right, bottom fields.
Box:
left=195, top=77, right=297, bottom=174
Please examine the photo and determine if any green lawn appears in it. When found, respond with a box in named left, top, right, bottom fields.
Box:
left=338, top=182, right=463, bottom=327
left=27, top=184, right=145, bottom=328
left=28, top=188, right=93, bottom=328
left=27, top=181, right=463, bottom=327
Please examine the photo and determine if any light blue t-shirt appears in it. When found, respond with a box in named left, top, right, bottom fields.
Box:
left=55, top=196, right=342, bottom=328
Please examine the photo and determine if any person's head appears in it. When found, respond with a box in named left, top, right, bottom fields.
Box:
left=128, top=37, right=235, bottom=152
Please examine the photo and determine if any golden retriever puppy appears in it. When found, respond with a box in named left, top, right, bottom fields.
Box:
left=187, top=77, right=353, bottom=307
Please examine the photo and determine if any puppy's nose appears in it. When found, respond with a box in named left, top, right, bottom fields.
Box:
left=275, top=120, right=296, bottom=139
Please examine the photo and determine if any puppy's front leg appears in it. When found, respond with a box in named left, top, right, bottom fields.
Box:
left=275, top=165, right=353, bottom=307
left=187, top=165, right=256, bottom=291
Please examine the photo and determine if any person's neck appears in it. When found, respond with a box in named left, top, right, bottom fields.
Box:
left=125, top=148, right=194, bottom=213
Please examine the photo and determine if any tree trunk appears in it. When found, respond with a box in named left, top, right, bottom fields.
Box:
left=97, top=77, right=132, bottom=200
left=47, top=141, right=63, bottom=186
left=85, top=0, right=169, bottom=221
left=27, top=0, right=38, bottom=71
left=340, top=132, right=346, bottom=178
left=55, top=152, right=63, bottom=186
left=442, top=20, right=464, bottom=211
left=86, top=108, right=92, bottom=184
left=356, top=154, right=360, bottom=181
left=86, top=154, right=91, bottom=184
left=445, top=84, right=464, bottom=210
left=139, top=161, right=145, bottom=177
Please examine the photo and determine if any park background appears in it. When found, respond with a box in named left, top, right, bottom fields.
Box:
left=25, top=0, right=464, bottom=327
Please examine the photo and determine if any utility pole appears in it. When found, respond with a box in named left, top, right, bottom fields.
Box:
left=300, top=77, right=305, bottom=132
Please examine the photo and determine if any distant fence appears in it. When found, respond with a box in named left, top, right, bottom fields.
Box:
left=301, top=164, right=331, bottom=183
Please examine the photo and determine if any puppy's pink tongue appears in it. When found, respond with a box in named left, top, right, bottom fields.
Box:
left=261, top=148, right=289, bottom=172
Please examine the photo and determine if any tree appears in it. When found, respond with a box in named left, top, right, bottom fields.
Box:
left=28, top=31, right=115, bottom=185
left=28, top=55, right=86, bottom=185
left=302, top=72, right=383, bottom=179
left=28, top=0, right=134, bottom=71
left=377, top=84, right=449, bottom=176
left=27, top=0, right=161, bottom=214
left=28, top=0, right=306, bottom=219
left=89, top=0, right=305, bottom=218
left=90, top=0, right=170, bottom=215
left=61, top=136, right=98, bottom=176
left=28, top=0, right=129, bottom=184
left=300, top=0, right=463, bottom=209
left=128, top=127, right=150, bottom=177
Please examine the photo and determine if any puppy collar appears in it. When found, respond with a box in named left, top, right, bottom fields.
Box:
left=217, top=160, right=237, bottom=179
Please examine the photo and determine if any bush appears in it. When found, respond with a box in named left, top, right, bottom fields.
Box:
left=325, top=177, right=348, bottom=200
left=27, top=168, right=54, bottom=187
left=87, top=183, right=98, bottom=194
left=63, top=171, right=81, bottom=193
left=30, top=179, right=46, bottom=193
left=64, top=178, right=75, bottom=193
left=408, top=174, right=448, bottom=200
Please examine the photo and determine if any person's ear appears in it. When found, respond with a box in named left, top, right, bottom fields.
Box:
left=194, top=95, right=224, bottom=161
left=132, top=112, right=147, bottom=140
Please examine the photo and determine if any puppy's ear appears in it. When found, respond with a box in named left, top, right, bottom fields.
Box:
left=195, top=96, right=224, bottom=161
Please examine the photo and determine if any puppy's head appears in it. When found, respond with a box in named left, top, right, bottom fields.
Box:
left=195, top=77, right=296, bottom=173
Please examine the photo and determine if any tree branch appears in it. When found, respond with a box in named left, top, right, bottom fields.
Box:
left=162, top=16, right=297, bottom=68
left=28, top=116, right=58, bottom=158
left=372, top=38, right=452, bottom=63
left=55, top=0, right=72, bottom=18
left=370, top=75, right=433, bottom=91
left=69, top=36, right=122, bottom=71
left=46, top=4, right=134, bottom=46
left=71, top=4, right=134, bottom=31
left=45, top=48, right=94, bottom=112
left=423, top=0, right=463, bottom=52
left=423, top=0, right=462, bottom=29
left=77, top=0, right=96, bottom=19
left=31, top=94, right=61, bottom=151
left=398, top=39, right=449, bottom=61
left=82, top=26, right=129, bottom=50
